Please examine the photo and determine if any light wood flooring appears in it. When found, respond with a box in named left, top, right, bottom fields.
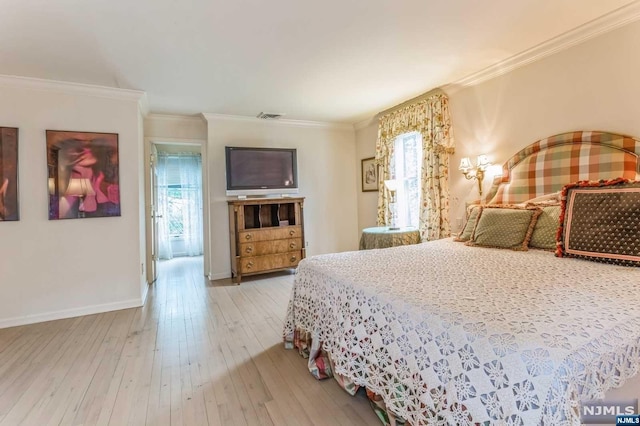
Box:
left=0, top=257, right=379, bottom=426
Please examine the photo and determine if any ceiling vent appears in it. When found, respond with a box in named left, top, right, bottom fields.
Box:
left=256, top=112, right=285, bottom=120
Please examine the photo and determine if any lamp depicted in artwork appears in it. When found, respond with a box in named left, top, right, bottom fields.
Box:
left=48, top=178, right=56, bottom=195
left=65, top=178, right=95, bottom=218
left=384, top=179, right=400, bottom=230
left=459, top=154, right=492, bottom=196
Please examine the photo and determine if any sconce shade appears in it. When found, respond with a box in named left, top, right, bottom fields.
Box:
left=384, top=179, right=398, bottom=192
left=477, top=155, right=491, bottom=169
left=65, top=178, right=95, bottom=197
left=459, top=157, right=472, bottom=171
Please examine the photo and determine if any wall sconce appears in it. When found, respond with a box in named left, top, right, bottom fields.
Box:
left=459, top=155, right=492, bottom=196
left=65, top=178, right=95, bottom=217
left=384, top=179, right=400, bottom=230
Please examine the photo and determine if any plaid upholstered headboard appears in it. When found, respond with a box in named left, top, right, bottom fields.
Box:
left=485, top=131, right=640, bottom=204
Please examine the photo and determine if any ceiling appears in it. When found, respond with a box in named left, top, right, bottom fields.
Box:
left=0, top=0, right=635, bottom=123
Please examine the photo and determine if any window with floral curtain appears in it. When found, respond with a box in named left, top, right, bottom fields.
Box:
left=393, top=131, right=422, bottom=228
left=375, top=91, right=454, bottom=241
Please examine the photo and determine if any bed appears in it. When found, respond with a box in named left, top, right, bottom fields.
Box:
left=283, top=131, right=640, bottom=425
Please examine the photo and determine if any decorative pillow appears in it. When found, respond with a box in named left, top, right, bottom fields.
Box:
left=467, top=205, right=542, bottom=251
left=454, top=205, right=482, bottom=242
left=556, top=178, right=640, bottom=266
left=528, top=203, right=561, bottom=250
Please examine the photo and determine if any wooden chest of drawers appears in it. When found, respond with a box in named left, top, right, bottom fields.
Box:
left=228, top=198, right=305, bottom=283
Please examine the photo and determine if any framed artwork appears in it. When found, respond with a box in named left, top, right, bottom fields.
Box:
left=361, top=157, right=378, bottom=192
left=47, top=130, right=121, bottom=220
left=0, top=127, right=19, bottom=221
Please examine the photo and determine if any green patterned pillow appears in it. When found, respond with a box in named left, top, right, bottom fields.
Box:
left=467, top=205, right=542, bottom=251
left=529, top=204, right=561, bottom=250
left=454, top=205, right=482, bottom=242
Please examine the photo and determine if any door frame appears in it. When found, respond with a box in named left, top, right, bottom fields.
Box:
left=144, top=137, right=211, bottom=283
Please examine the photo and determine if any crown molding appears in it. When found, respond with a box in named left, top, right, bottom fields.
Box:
left=146, top=113, right=206, bottom=123
left=138, top=93, right=150, bottom=116
left=0, top=74, right=146, bottom=103
left=201, top=112, right=354, bottom=131
left=446, top=0, right=640, bottom=90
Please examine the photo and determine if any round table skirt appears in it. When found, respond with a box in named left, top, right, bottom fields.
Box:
left=359, top=226, right=421, bottom=250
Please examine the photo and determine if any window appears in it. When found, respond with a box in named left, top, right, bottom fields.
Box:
left=393, top=132, right=422, bottom=228
left=157, top=153, right=203, bottom=244
left=156, top=152, right=204, bottom=259
left=166, top=183, right=200, bottom=237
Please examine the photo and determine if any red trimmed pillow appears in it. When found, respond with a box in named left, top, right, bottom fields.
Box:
left=555, top=178, right=640, bottom=266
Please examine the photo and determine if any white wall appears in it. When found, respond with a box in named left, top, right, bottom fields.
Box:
left=144, top=114, right=207, bottom=141
left=356, top=19, right=640, bottom=233
left=449, top=18, right=640, bottom=224
left=355, top=120, right=378, bottom=232
left=202, top=115, right=359, bottom=279
left=0, top=77, right=146, bottom=327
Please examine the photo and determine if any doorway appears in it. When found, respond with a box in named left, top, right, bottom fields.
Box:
left=148, top=141, right=208, bottom=283
left=157, top=149, right=203, bottom=258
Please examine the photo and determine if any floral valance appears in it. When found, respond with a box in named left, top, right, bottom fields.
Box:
left=376, top=93, right=454, bottom=164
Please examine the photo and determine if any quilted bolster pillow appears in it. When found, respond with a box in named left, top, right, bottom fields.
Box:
left=555, top=178, right=640, bottom=266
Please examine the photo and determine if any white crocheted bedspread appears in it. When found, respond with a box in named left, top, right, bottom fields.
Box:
left=283, top=239, right=640, bottom=425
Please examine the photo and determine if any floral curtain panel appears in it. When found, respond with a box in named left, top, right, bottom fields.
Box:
left=375, top=92, right=455, bottom=241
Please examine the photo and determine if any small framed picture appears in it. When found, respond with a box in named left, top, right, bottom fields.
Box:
left=361, top=157, right=378, bottom=192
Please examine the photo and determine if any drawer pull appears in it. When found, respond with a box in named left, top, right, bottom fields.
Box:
left=289, top=229, right=295, bottom=236
left=245, top=234, right=252, bottom=240
left=245, top=246, right=253, bottom=254
left=289, top=242, right=296, bottom=249
left=246, top=261, right=254, bottom=269
left=290, top=256, right=297, bottom=263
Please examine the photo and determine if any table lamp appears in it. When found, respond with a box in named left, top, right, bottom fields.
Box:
left=384, top=179, right=400, bottom=230
left=65, top=178, right=95, bottom=218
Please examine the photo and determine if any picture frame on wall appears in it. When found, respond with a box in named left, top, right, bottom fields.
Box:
left=0, top=127, right=19, bottom=221
left=361, top=157, right=378, bottom=192
left=46, top=130, right=121, bottom=220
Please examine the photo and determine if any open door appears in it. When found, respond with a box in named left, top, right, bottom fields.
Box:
left=149, top=144, right=160, bottom=283
left=146, top=140, right=210, bottom=282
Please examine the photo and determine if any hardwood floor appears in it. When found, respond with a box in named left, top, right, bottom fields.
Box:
left=0, top=257, right=379, bottom=426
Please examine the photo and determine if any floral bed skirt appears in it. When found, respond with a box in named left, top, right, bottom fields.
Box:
left=286, top=327, right=409, bottom=426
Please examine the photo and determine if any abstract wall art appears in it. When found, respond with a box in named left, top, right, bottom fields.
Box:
left=47, top=130, right=121, bottom=220
left=0, top=127, right=19, bottom=221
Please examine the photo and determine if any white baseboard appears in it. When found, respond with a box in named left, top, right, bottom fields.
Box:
left=209, top=271, right=232, bottom=281
left=141, top=283, right=149, bottom=305
left=0, top=298, right=144, bottom=329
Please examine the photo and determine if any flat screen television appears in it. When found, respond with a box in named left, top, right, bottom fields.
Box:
left=225, top=147, right=298, bottom=196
